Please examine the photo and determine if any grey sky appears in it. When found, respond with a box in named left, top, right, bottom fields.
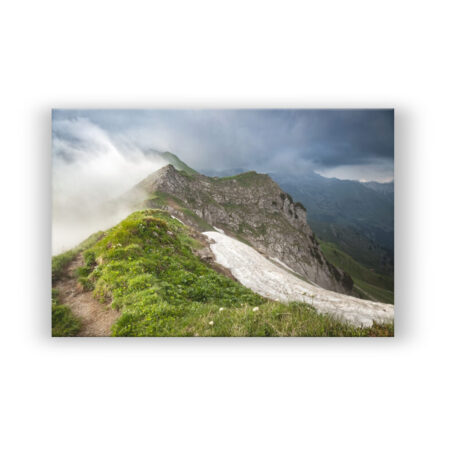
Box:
left=52, top=109, right=394, bottom=182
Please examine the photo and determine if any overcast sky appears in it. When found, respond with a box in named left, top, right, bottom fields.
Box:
left=52, top=109, right=394, bottom=182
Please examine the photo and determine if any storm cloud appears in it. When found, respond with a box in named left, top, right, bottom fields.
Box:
left=52, top=109, right=394, bottom=253
left=53, top=109, right=394, bottom=180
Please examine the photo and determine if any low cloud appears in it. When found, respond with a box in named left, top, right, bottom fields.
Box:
left=52, top=110, right=394, bottom=251
left=52, top=117, right=168, bottom=254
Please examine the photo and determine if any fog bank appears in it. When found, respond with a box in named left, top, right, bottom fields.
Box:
left=52, top=117, right=167, bottom=254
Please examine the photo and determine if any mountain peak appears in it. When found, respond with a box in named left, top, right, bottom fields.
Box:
left=142, top=149, right=197, bottom=175
left=123, top=163, right=351, bottom=294
left=133, top=163, right=191, bottom=195
left=156, top=163, right=177, bottom=175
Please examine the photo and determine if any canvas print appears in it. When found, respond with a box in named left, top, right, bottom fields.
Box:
left=52, top=109, right=394, bottom=337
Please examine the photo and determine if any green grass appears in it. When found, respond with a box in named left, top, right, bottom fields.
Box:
left=51, top=289, right=81, bottom=337
left=353, top=278, right=394, bottom=304
left=52, top=231, right=104, bottom=283
left=212, top=171, right=270, bottom=188
left=72, top=209, right=393, bottom=337
left=52, top=249, right=78, bottom=283
left=146, top=191, right=213, bottom=232
left=52, top=232, right=104, bottom=337
left=161, top=151, right=198, bottom=175
left=145, top=191, right=181, bottom=209
left=319, top=240, right=394, bottom=304
left=179, top=207, right=213, bottom=232
left=311, top=220, right=394, bottom=276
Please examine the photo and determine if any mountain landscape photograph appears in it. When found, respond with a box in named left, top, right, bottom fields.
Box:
left=52, top=109, right=394, bottom=337
left=7, top=1, right=450, bottom=448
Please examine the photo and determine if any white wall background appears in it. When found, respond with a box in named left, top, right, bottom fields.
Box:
left=1, top=1, right=449, bottom=449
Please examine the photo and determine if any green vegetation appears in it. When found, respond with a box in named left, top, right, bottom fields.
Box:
left=51, top=289, right=81, bottom=337
left=147, top=191, right=213, bottom=231
left=319, top=240, right=394, bottom=304
left=353, top=279, right=394, bottom=304
left=212, top=171, right=269, bottom=188
left=146, top=191, right=181, bottom=209
left=71, top=209, right=392, bottom=336
left=179, top=207, right=213, bottom=232
left=311, top=220, right=394, bottom=276
left=161, top=151, right=198, bottom=175
left=274, top=174, right=393, bottom=276
left=52, top=231, right=104, bottom=283
left=52, top=232, right=104, bottom=337
left=52, top=249, right=78, bottom=283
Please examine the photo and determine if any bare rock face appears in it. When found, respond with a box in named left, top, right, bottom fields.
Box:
left=126, top=165, right=353, bottom=294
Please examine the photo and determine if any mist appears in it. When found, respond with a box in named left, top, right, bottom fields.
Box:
left=52, top=117, right=168, bottom=254
left=52, top=110, right=394, bottom=253
left=54, top=109, right=394, bottom=181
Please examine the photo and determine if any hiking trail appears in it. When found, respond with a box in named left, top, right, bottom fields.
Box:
left=55, top=254, right=120, bottom=336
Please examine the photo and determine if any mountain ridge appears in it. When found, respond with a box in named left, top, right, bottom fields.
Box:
left=52, top=209, right=393, bottom=336
left=264, top=170, right=393, bottom=275
left=203, top=168, right=394, bottom=274
left=121, top=164, right=353, bottom=294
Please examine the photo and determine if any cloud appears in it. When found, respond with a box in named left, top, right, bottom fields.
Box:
left=52, top=110, right=394, bottom=251
left=53, top=109, right=394, bottom=175
left=52, top=117, right=168, bottom=253
left=316, top=159, right=394, bottom=183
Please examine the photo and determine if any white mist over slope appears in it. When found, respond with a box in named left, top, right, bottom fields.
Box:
left=52, top=118, right=167, bottom=254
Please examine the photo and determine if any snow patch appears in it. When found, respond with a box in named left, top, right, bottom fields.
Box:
left=203, top=231, right=394, bottom=328
left=213, top=226, right=224, bottom=234
left=270, top=257, right=298, bottom=275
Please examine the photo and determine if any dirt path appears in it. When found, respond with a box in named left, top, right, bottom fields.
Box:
left=55, top=254, right=120, bottom=337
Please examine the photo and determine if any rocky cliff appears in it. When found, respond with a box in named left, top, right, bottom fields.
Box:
left=123, top=165, right=353, bottom=294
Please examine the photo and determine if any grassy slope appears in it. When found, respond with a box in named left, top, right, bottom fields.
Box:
left=161, top=151, right=198, bottom=175
left=319, top=240, right=394, bottom=304
left=51, top=231, right=104, bottom=336
left=51, top=288, right=81, bottom=337
left=70, top=209, right=393, bottom=336
left=310, top=220, right=394, bottom=276
left=212, top=171, right=264, bottom=187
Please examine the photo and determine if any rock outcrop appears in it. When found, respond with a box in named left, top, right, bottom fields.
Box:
left=124, top=164, right=353, bottom=294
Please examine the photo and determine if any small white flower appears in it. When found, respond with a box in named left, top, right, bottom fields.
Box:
left=219, top=307, right=225, bottom=312
left=252, top=307, right=259, bottom=312
left=274, top=298, right=280, bottom=302
left=209, top=321, right=214, bottom=325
